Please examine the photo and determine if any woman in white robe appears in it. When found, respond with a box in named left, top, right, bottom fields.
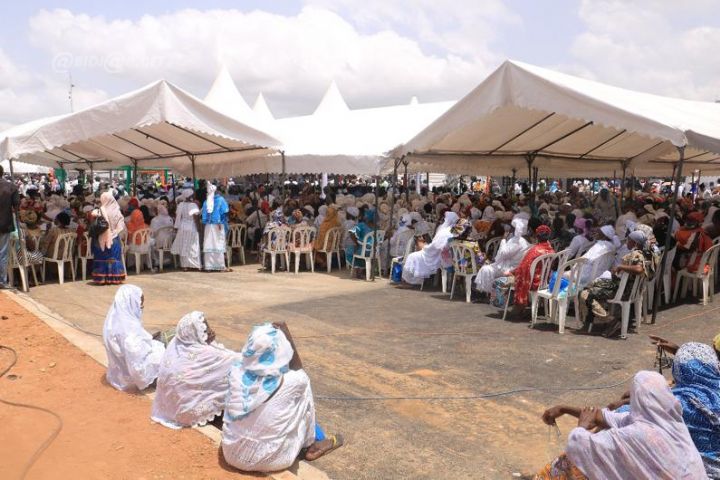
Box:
left=102, top=285, right=165, bottom=391
left=578, top=225, right=618, bottom=286
left=474, top=217, right=530, bottom=293
left=151, top=311, right=238, bottom=429
left=171, top=190, right=201, bottom=270
left=222, top=322, right=343, bottom=472
left=402, top=212, right=459, bottom=285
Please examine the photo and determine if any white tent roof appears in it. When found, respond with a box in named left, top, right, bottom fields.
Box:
left=204, top=65, right=256, bottom=125
left=0, top=79, right=281, bottom=176
left=393, top=60, right=720, bottom=176
left=313, top=81, right=350, bottom=116
left=252, top=93, right=275, bottom=123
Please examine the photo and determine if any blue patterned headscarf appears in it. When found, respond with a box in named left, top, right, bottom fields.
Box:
left=672, top=342, right=720, bottom=475
left=224, top=323, right=294, bottom=421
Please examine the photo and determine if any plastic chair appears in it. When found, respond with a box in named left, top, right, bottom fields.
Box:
left=645, top=245, right=676, bottom=312
left=449, top=243, right=480, bottom=303
left=153, top=226, right=176, bottom=272
left=261, top=226, right=291, bottom=274
left=390, top=236, right=416, bottom=281
left=351, top=230, right=386, bottom=281
left=42, top=232, right=77, bottom=284
left=77, top=231, right=94, bottom=280
left=316, top=227, right=343, bottom=273
left=225, top=224, right=247, bottom=267
left=126, top=228, right=153, bottom=274
left=289, top=226, right=316, bottom=274
left=7, top=237, right=30, bottom=292
left=673, top=243, right=720, bottom=305
left=485, top=236, right=502, bottom=261
left=532, top=257, right=588, bottom=334
left=555, top=248, right=572, bottom=268
left=603, top=272, right=646, bottom=339
left=118, top=229, right=128, bottom=273
left=505, top=251, right=556, bottom=321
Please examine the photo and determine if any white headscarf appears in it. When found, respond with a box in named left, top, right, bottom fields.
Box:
left=102, top=285, right=165, bottom=391
left=567, top=371, right=707, bottom=480
left=427, top=211, right=459, bottom=251
left=206, top=182, right=216, bottom=214
left=600, top=224, right=621, bottom=249
left=151, top=311, right=238, bottom=429
left=225, top=323, right=294, bottom=420
left=98, top=191, right=125, bottom=250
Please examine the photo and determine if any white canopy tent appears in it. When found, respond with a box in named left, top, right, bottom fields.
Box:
left=391, top=60, right=720, bottom=177
left=185, top=73, right=455, bottom=177
left=0, top=79, right=282, bottom=187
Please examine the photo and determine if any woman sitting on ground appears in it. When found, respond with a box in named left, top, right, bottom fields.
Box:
left=151, top=311, right=238, bottom=429
left=536, top=370, right=706, bottom=480
left=102, top=285, right=165, bottom=391
left=492, top=224, right=555, bottom=314
left=222, top=322, right=343, bottom=472
left=578, top=229, right=658, bottom=337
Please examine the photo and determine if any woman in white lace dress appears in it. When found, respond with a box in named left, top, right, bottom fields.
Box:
left=171, top=190, right=201, bottom=270
left=102, top=285, right=165, bottom=392
left=151, top=311, right=238, bottom=429
left=222, top=322, right=343, bottom=472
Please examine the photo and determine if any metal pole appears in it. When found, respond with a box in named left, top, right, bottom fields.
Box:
left=511, top=168, right=516, bottom=197
left=386, top=159, right=400, bottom=272
left=132, top=160, right=139, bottom=197
left=171, top=173, right=177, bottom=203
left=8, top=158, right=15, bottom=179
left=190, top=155, right=197, bottom=190
left=620, top=164, right=627, bottom=210
left=403, top=160, right=409, bottom=205
left=280, top=151, right=287, bottom=202
left=651, top=146, right=686, bottom=324
left=426, top=171, right=430, bottom=191
left=372, top=176, right=380, bottom=281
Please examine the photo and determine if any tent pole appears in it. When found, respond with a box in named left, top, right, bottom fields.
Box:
left=403, top=159, right=409, bottom=205
left=651, top=146, right=686, bottom=324
left=620, top=164, right=627, bottom=210
left=426, top=172, right=429, bottom=192
left=510, top=168, right=516, bottom=197
left=132, top=159, right=139, bottom=197
left=280, top=150, right=287, bottom=202
left=691, top=170, right=696, bottom=201
left=171, top=173, right=177, bottom=203
left=8, top=158, right=14, bottom=179
left=372, top=175, right=380, bottom=281
left=697, top=170, right=703, bottom=203
left=190, top=154, right=197, bottom=190
left=386, top=158, right=400, bottom=273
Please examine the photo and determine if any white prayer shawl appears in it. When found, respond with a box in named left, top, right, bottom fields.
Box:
left=102, top=285, right=165, bottom=391
left=579, top=240, right=616, bottom=286
left=402, top=212, right=459, bottom=285
left=567, top=371, right=707, bottom=480
left=474, top=218, right=530, bottom=292
left=151, top=312, right=238, bottom=429
left=206, top=182, right=216, bottom=214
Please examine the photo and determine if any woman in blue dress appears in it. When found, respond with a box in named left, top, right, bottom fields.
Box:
left=91, top=192, right=126, bottom=285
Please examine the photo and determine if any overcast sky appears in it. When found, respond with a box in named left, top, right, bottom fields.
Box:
left=1, top=0, right=719, bottom=129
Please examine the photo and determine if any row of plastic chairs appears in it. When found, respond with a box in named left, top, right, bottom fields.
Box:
left=261, top=225, right=343, bottom=275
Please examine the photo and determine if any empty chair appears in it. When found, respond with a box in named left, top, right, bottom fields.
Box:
left=532, top=257, right=588, bottom=334
left=449, top=242, right=480, bottom=303
left=261, top=226, right=291, bottom=274
left=351, top=230, right=385, bottom=281
left=289, top=226, right=316, bottom=274
left=315, top=226, right=343, bottom=273
left=126, top=227, right=153, bottom=275
left=153, top=226, right=176, bottom=272
left=77, top=231, right=94, bottom=281
left=42, top=232, right=77, bottom=284
left=673, top=243, right=720, bottom=305
left=225, top=224, right=247, bottom=267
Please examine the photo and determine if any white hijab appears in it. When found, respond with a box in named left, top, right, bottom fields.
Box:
left=427, top=211, right=459, bottom=252
left=206, top=182, right=216, bottom=214
left=102, top=285, right=165, bottom=391
left=567, top=371, right=707, bottom=480
left=151, top=311, right=238, bottom=429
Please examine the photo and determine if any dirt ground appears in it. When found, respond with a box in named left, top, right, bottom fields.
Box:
left=19, top=264, right=720, bottom=479
left=0, top=295, right=265, bottom=480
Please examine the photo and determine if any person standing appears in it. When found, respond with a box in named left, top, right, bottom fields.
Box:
left=0, top=166, right=20, bottom=289
left=201, top=181, right=229, bottom=271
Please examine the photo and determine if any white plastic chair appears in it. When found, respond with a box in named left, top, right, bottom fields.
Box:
left=390, top=236, right=416, bottom=281
left=225, top=223, right=247, bottom=267
left=673, top=243, right=720, bottom=305
left=42, top=232, right=77, bottom=284
left=77, top=231, right=94, bottom=281
left=449, top=243, right=480, bottom=303
left=555, top=248, right=572, bottom=268
left=532, top=257, right=588, bottom=334
left=351, top=230, right=386, bottom=281
left=261, top=226, right=291, bottom=274
left=603, top=271, right=646, bottom=339
left=316, top=226, right=343, bottom=273
left=118, top=229, right=128, bottom=272
left=505, top=251, right=557, bottom=321
left=645, top=245, right=676, bottom=311
left=289, top=226, right=316, bottom=274
left=485, top=236, right=502, bottom=261
left=153, top=226, right=176, bottom=272
left=7, top=237, right=30, bottom=292
left=126, top=228, right=153, bottom=274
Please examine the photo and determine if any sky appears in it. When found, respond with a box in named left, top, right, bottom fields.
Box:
left=1, top=0, right=719, bottom=130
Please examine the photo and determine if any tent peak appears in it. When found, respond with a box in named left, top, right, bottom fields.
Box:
left=313, top=80, right=350, bottom=116
left=205, top=65, right=253, bottom=120
left=409, top=96, right=419, bottom=106
left=253, top=93, right=275, bottom=122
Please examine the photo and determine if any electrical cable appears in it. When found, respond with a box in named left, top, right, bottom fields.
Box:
left=0, top=345, right=64, bottom=480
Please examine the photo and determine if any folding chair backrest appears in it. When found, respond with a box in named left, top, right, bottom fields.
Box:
left=552, top=257, right=587, bottom=298
left=450, top=243, right=478, bottom=275
left=227, top=224, right=243, bottom=248
left=130, top=228, right=151, bottom=246
left=359, top=231, right=377, bottom=257
left=485, top=236, right=502, bottom=261
left=322, top=227, right=342, bottom=252
left=555, top=248, right=572, bottom=268
left=267, top=226, right=291, bottom=252
left=529, top=252, right=556, bottom=293
left=292, top=226, right=315, bottom=249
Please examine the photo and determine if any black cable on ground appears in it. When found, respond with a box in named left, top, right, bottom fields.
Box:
left=0, top=344, right=64, bottom=480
